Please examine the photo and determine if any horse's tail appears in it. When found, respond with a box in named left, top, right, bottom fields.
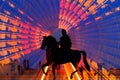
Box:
left=70, top=50, right=90, bottom=79
left=79, top=51, right=90, bottom=71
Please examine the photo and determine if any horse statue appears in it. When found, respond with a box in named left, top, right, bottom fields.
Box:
left=40, top=35, right=90, bottom=80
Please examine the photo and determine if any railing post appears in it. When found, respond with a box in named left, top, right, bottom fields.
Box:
left=98, top=63, right=104, bottom=80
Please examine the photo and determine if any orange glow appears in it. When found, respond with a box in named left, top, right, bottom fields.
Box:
left=95, top=16, right=102, bottom=21
left=11, top=53, right=20, bottom=60
left=78, top=0, right=84, bottom=3
left=83, top=70, right=89, bottom=80
left=8, top=48, right=12, bottom=53
left=85, top=21, right=92, bottom=25
left=18, top=9, right=24, bottom=15
left=15, top=16, right=21, bottom=20
left=4, top=10, right=11, bottom=15
left=64, top=63, right=81, bottom=80
left=13, top=47, right=18, bottom=52
left=0, top=23, right=6, bottom=30
left=0, top=58, right=10, bottom=65
left=89, top=3, right=97, bottom=13
left=84, top=0, right=93, bottom=7
left=0, top=14, right=9, bottom=22
left=8, top=2, right=15, bottom=8
left=115, top=7, right=120, bottom=11
left=0, top=33, right=5, bottom=39
left=91, top=61, right=98, bottom=69
left=0, top=50, right=7, bottom=56
left=97, top=0, right=106, bottom=4
left=11, top=34, right=17, bottom=39
left=9, top=19, right=19, bottom=26
left=8, top=26, right=17, bottom=32
left=40, top=66, right=49, bottom=80
left=105, top=11, right=113, bottom=16
left=102, top=68, right=109, bottom=78
left=0, top=42, right=6, bottom=48
left=110, top=0, right=115, bottom=2
left=109, top=74, right=116, bottom=80
left=7, top=41, right=17, bottom=46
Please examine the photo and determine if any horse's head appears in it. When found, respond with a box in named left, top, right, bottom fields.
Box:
left=41, top=36, right=48, bottom=49
left=41, top=36, right=58, bottom=50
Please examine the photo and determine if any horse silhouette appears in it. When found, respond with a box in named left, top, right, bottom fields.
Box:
left=41, top=35, right=90, bottom=80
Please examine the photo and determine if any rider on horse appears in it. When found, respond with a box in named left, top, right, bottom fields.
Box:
left=58, top=29, right=72, bottom=53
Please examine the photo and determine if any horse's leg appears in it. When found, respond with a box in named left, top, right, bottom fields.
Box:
left=80, top=51, right=90, bottom=71
left=71, top=66, right=84, bottom=80
left=70, top=70, right=77, bottom=79
left=70, top=62, right=79, bottom=79
left=42, top=62, right=49, bottom=75
left=79, top=66, right=84, bottom=80
left=52, top=64, right=56, bottom=80
left=70, top=66, right=84, bottom=80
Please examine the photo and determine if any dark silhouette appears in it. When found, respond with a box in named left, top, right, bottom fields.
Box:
left=18, top=65, right=23, bottom=74
left=41, top=36, right=58, bottom=65
left=23, top=59, right=26, bottom=70
left=23, top=59, right=29, bottom=70
left=59, top=29, right=72, bottom=52
left=18, top=65, right=21, bottom=74
left=41, top=35, right=90, bottom=80
left=26, top=60, right=29, bottom=70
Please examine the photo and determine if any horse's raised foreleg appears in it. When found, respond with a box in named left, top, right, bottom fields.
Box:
left=70, top=70, right=77, bottom=79
left=70, top=67, right=84, bottom=80
left=52, top=64, right=56, bottom=80
left=42, top=62, right=49, bottom=75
